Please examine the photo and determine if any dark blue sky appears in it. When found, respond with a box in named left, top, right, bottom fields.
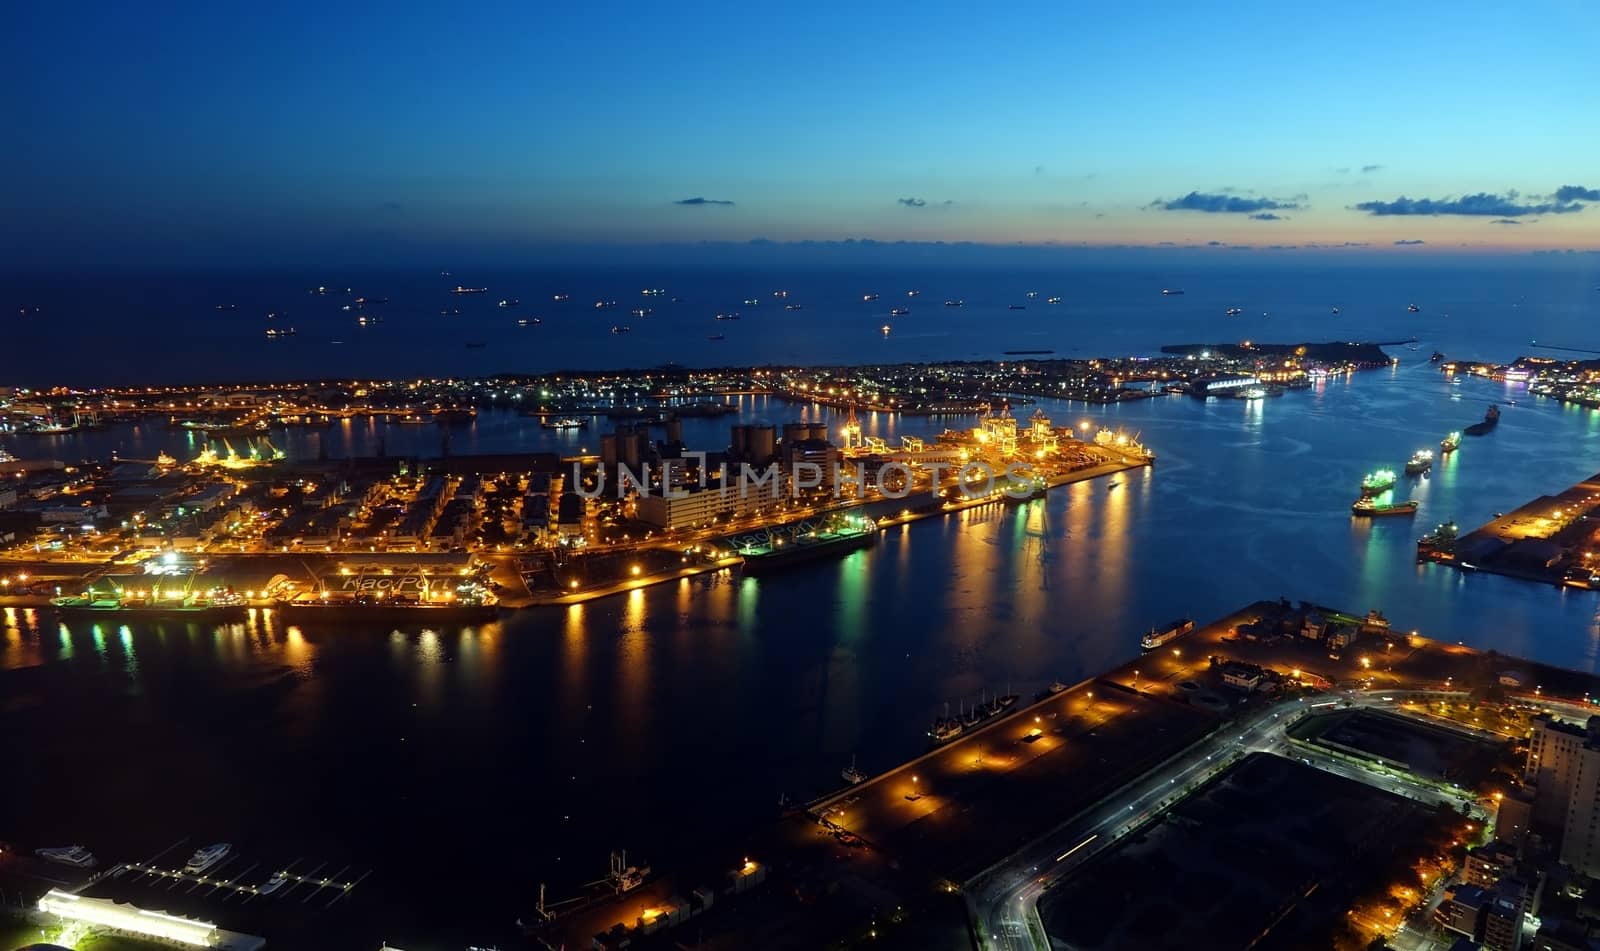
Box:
left=4, top=1, right=1599, bottom=269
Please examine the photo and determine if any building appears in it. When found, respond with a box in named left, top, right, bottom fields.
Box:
left=1218, top=660, right=1267, bottom=692
left=1437, top=884, right=1492, bottom=938
left=1526, top=715, right=1600, bottom=877
left=634, top=477, right=783, bottom=532
left=1483, top=879, right=1528, bottom=951
left=1466, top=841, right=1521, bottom=889
left=1497, top=787, right=1535, bottom=850
left=729, top=424, right=777, bottom=465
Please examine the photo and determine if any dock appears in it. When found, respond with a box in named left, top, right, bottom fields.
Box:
left=1421, top=470, right=1600, bottom=589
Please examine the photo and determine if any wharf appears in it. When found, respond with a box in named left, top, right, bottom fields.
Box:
left=1421, top=471, right=1600, bottom=589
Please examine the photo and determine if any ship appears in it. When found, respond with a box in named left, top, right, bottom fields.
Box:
left=1331, top=307, right=1341, bottom=315
left=611, top=325, right=630, bottom=334
left=1009, top=304, right=1027, bottom=310
left=641, top=288, right=666, bottom=297
left=890, top=307, right=910, bottom=316
left=1431, top=351, right=1445, bottom=362
left=258, top=871, right=290, bottom=895
left=498, top=298, right=519, bottom=307
left=708, top=333, right=726, bottom=341
left=715, top=312, right=741, bottom=320
left=36, top=845, right=98, bottom=869
left=1141, top=617, right=1194, bottom=651
left=541, top=417, right=588, bottom=430
left=1407, top=303, right=1421, bottom=313
left=465, top=341, right=487, bottom=349
left=517, top=318, right=541, bottom=326
left=928, top=689, right=1019, bottom=744
left=1417, top=520, right=1459, bottom=559
left=630, top=308, right=652, bottom=318
left=264, top=327, right=295, bottom=338
left=1352, top=498, right=1420, bottom=517
left=1440, top=431, right=1461, bottom=453
left=275, top=595, right=500, bottom=623
left=743, top=298, right=761, bottom=306
left=49, top=592, right=248, bottom=620
left=862, top=293, right=879, bottom=302
left=881, top=324, right=892, bottom=335
left=451, top=286, right=488, bottom=295
left=593, top=299, right=617, bottom=310
left=841, top=755, right=867, bottom=785
left=944, top=299, right=965, bottom=307
left=1404, top=449, right=1434, bottom=474
left=184, top=843, right=231, bottom=875
left=552, top=293, right=570, bottom=301
left=784, top=303, right=803, bottom=311
left=1225, top=307, right=1242, bottom=316
left=1464, top=404, right=1501, bottom=436
left=1046, top=296, right=1062, bottom=304
left=1360, top=469, right=1398, bottom=496
left=737, top=520, right=877, bottom=575
left=907, top=289, right=920, bottom=297
left=1026, top=291, right=1040, bottom=299
left=1161, top=288, right=1185, bottom=296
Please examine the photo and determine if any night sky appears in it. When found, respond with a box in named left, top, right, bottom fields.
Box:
left=4, top=0, right=1599, bottom=268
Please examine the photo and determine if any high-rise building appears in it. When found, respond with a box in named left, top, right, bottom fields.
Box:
left=1525, top=715, right=1600, bottom=876
left=1481, top=877, right=1528, bottom=951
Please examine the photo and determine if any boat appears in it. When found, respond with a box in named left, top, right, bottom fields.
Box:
left=630, top=308, right=652, bottom=318
left=944, top=299, right=964, bottom=307
left=841, top=756, right=867, bottom=785
left=276, top=596, right=500, bottom=623
left=49, top=593, right=248, bottom=620
left=1225, top=307, right=1242, bottom=316
left=1107, top=480, right=1120, bottom=490
left=1404, top=449, right=1433, bottom=474
left=890, top=307, right=910, bottom=316
left=1407, top=303, right=1421, bottom=313
left=1360, top=469, right=1398, bottom=496
left=451, top=286, right=488, bottom=295
left=517, top=318, right=541, bottom=327
left=880, top=324, right=891, bottom=335
left=552, top=294, right=570, bottom=302
left=906, top=289, right=920, bottom=297
left=1441, top=432, right=1461, bottom=453
left=264, top=327, right=295, bottom=338
left=743, top=298, right=760, bottom=306
left=258, top=871, right=290, bottom=895
left=1331, top=307, right=1341, bottom=315
left=773, top=290, right=788, bottom=298
left=1046, top=296, right=1062, bottom=304
left=928, top=712, right=964, bottom=743
left=1009, top=304, right=1026, bottom=310
left=498, top=298, right=518, bottom=307
left=1026, top=291, right=1039, bottom=299
left=36, top=845, right=98, bottom=869
left=1141, top=618, right=1194, bottom=651
left=715, top=312, right=741, bottom=320
left=593, top=300, right=617, bottom=310
left=708, top=333, right=725, bottom=341
left=784, top=303, right=803, bottom=311
left=862, top=293, right=879, bottom=302
left=737, top=520, right=877, bottom=575
left=1161, top=288, right=1185, bottom=296
left=641, top=288, right=666, bottom=297
left=541, top=417, right=588, bottom=431
left=1417, top=520, right=1459, bottom=558
left=1431, top=351, right=1444, bottom=362
left=185, top=843, right=231, bottom=875
left=1464, top=404, right=1501, bottom=436
left=611, top=325, right=630, bottom=334
left=1352, top=498, right=1420, bottom=517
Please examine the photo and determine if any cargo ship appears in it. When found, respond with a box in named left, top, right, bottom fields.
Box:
left=1141, top=617, right=1194, bottom=650
left=1417, top=520, right=1459, bottom=560
left=1360, top=469, right=1398, bottom=496
left=49, top=592, right=247, bottom=620
left=1352, top=498, right=1420, bottom=517
left=737, top=519, right=877, bottom=575
left=1404, top=449, right=1433, bottom=474
left=1464, top=404, right=1501, bottom=436
left=1440, top=431, right=1461, bottom=453
left=451, top=286, right=488, bottom=295
left=275, top=595, right=500, bottom=623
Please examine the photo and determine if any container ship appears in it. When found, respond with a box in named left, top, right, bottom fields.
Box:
left=1352, top=498, right=1420, bottom=517
left=1464, top=404, right=1501, bottom=436
left=736, top=519, right=877, bottom=575
left=1141, top=617, right=1194, bottom=650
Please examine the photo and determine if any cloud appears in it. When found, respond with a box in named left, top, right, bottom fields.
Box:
left=1248, top=212, right=1284, bottom=221
left=675, top=197, right=734, bottom=206
left=1393, top=239, right=1426, bottom=246
left=1490, top=218, right=1522, bottom=225
left=1355, top=189, right=1589, bottom=217
left=1555, top=185, right=1600, bottom=202
left=1152, top=191, right=1301, bottom=214
left=1361, top=164, right=1384, bottom=174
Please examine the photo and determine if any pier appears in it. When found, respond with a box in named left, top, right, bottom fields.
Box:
left=1421, top=470, right=1600, bottom=589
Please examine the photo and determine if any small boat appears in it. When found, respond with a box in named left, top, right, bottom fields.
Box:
left=1107, top=480, right=1120, bottom=490
left=36, top=845, right=98, bottom=869
left=1046, top=296, right=1062, bottom=304
left=264, top=327, right=296, bottom=338
left=862, top=293, right=879, bottom=302
left=907, top=289, right=920, bottom=297
left=258, top=871, right=290, bottom=895
left=1431, top=351, right=1445, bottom=362
left=541, top=417, right=587, bottom=431
left=1407, top=303, right=1421, bottom=313
left=881, top=324, right=891, bottom=335
left=1225, top=307, right=1242, bottom=316
left=773, top=290, right=788, bottom=298
left=498, top=298, right=519, bottom=307
left=708, top=333, right=725, bottom=341
left=593, top=299, right=617, bottom=310
left=743, top=298, right=760, bottom=306
left=1009, top=304, right=1026, bottom=310
left=630, top=308, right=652, bottom=318
left=611, top=325, right=631, bottom=334
left=890, top=307, right=910, bottom=316
left=184, top=843, right=231, bottom=875
left=842, top=755, right=867, bottom=785
left=1161, top=288, right=1185, bottom=296
left=552, top=293, right=570, bottom=301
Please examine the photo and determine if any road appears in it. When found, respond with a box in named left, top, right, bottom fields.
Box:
left=967, top=692, right=1488, bottom=951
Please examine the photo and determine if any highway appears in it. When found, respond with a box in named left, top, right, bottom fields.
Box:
left=967, top=692, right=1489, bottom=951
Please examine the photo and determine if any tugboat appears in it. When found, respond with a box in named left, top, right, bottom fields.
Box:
left=1360, top=469, right=1398, bottom=496
left=1404, top=449, right=1434, bottom=475
left=1352, top=498, right=1420, bottom=517
left=1440, top=432, right=1461, bottom=453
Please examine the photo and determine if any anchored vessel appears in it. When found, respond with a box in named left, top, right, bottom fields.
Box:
left=1404, top=449, right=1434, bottom=475
left=1361, top=469, right=1398, bottom=496
left=1441, top=431, right=1461, bottom=453
left=1464, top=404, right=1501, bottom=436
left=1352, top=498, right=1420, bottom=517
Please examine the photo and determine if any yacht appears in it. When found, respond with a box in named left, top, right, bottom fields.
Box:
left=184, top=843, right=231, bottom=875
left=890, top=307, right=910, bottom=316
left=862, top=293, right=879, bottom=302
left=36, top=845, right=98, bottom=869
left=258, top=870, right=290, bottom=895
